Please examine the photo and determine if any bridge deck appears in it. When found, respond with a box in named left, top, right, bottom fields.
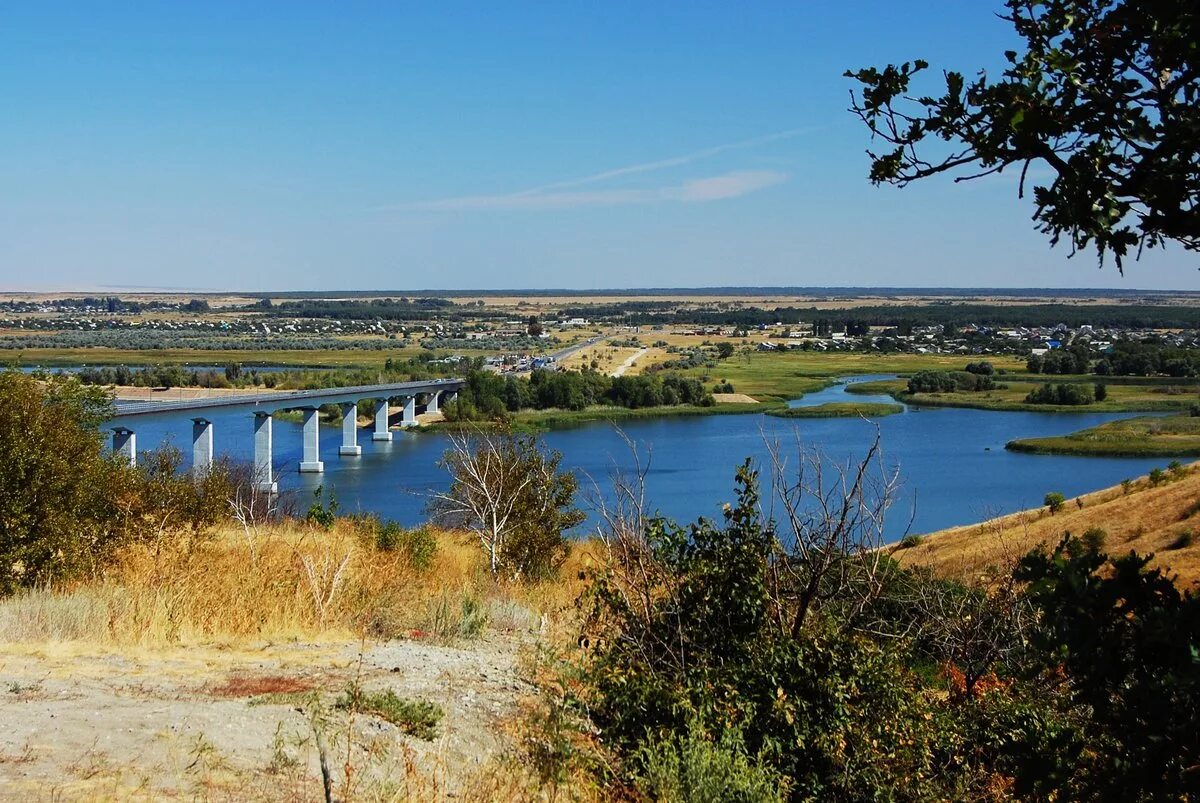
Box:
left=109, top=378, right=464, bottom=419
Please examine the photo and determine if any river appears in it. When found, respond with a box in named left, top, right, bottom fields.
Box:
left=109, top=375, right=1170, bottom=541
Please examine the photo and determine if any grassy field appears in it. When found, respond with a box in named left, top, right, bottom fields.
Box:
left=898, top=462, right=1200, bottom=585
left=1008, top=415, right=1200, bottom=457
left=560, top=343, right=640, bottom=373
left=507, top=400, right=783, bottom=431
left=849, top=376, right=1200, bottom=413
left=682, top=351, right=1026, bottom=402
left=766, top=401, right=904, bottom=418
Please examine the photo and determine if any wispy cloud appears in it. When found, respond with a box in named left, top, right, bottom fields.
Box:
left=386, top=128, right=806, bottom=212
left=400, top=170, right=787, bottom=212
left=521, top=127, right=809, bottom=195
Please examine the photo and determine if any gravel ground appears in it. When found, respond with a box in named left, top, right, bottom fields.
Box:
left=0, top=634, right=533, bottom=800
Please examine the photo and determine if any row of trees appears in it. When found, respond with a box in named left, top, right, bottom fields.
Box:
left=1025, top=382, right=1103, bottom=406
left=444, top=369, right=714, bottom=422
left=907, top=369, right=997, bottom=394
left=572, top=303, right=1200, bottom=331
left=1026, top=346, right=1094, bottom=375
left=1028, top=342, right=1200, bottom=378
left=0, top=331, right=399, bottom=351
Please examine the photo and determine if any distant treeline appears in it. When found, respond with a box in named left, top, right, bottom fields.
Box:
left=446, top=369, right=713, bottom=421
left=252, top=287, right=1199, bottom=299
left=70, top=354, right=469, bottom=390
left=572, top=303, right=1200, bottom=330
left=251, top=298, right=509, bottom=322
left=0, top=296, right=208, bottom=313
left=0, top=332, right=397, bottom=351
left=1029, top=342, right=1200, bottom=377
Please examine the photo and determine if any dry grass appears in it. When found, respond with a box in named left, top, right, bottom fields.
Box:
left=561, top=344, right=640, bottom=374
left=0, top=521, right=591, bottom=648
left=899, top=462, right=1200, bottom=587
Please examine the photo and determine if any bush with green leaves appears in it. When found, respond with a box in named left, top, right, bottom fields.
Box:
left=1016, top=535, right=1200, bottom=800
left=1026, top=382, right=1094, bottom=406
left=1044, top=492, right=1066, bottom=514
left=375, top=521, right=438, bottom=570
left=0, top=370, right=232, bottom=594
left=907, top=369, right=995, bottom=394
left=635, top=721, right=785, bottom=803
left=304, top=486, right=339, bottom=530
left=580, top=463, right=1071, bottom=799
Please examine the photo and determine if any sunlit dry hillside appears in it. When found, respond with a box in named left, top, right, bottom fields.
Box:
left=899, top=463, right=1200, bottom=586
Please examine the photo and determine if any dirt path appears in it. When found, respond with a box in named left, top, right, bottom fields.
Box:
left=610, top=348, right=648, bottom=377
left=0, top=635, right=532, bottom=800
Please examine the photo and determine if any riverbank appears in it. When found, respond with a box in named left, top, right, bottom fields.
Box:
left=896, top=462, right=1200, bottom=585
left=1008, top=414, right=1200, bottom=457
left=429, top=399, right=785, bottom=434
left=847, top=376, right=1199, bottom=414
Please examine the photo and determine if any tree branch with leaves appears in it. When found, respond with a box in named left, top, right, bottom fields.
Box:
left=846, top=0, right=1199, bottom=270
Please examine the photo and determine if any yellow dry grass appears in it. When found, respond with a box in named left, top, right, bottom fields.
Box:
left=899, top=462, right=1200, bottom=587
left=0, top=521, right=592, bottom=648
left=561, top=344, right=639, bottom=373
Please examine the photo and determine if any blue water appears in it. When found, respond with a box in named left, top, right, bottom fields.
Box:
left=110, top=376, right=1170, bottom=541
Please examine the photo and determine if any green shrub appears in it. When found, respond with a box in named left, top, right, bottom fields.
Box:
left=1044, top=492, right=1066, bottom=514
left=0, top=370, right=233, bottom=593
left=305, top=486, right=339, bottom=530
left=1149, top=468, right=1167, bottom=486
left=1082, top=527, right=1107, bottom=553
left=635, top=722, right=785, bottom=803
left=335, top=685, right=443, bottom=739
left=376, top=521, right=438, bottom=571
left=899, top=534, right=924, bottom=549
left=1026, top=383, right=1094, bottom=406
left=423, top=589, right=488, bottom=640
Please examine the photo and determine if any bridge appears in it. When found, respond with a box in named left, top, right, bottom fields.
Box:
left=107, top=378, right=464, bottom=492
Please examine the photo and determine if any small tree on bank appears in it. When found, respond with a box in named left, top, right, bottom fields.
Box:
left=431, top=430, right=583, bottom=580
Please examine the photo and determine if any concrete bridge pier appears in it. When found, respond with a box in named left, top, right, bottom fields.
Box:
left=253, top=412, right=278, bottom=493
left=401, top=395, right=417, bottom=427
left=372, top=398, right=392, bottom=441
left=299, top=407, right=324, bottom=473
left=339, top=403, right=362, bottom=456
left=191, top=418, right=213, bottom=480
left=424, top=390, right=441, bottom=415
left=112, top=427, right=136, bottom=466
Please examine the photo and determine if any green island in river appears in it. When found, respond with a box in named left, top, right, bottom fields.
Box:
left=765, top=401, right=904, bottom=419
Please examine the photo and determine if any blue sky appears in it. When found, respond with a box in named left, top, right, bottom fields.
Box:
left=1, top=2, right=1194, bottom=291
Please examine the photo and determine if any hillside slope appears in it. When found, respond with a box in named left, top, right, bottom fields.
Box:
left=897, top=463, right=1200, bottom=586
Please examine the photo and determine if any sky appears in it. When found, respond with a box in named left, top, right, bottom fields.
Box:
left=1, top=2, right=1195, bottom=292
